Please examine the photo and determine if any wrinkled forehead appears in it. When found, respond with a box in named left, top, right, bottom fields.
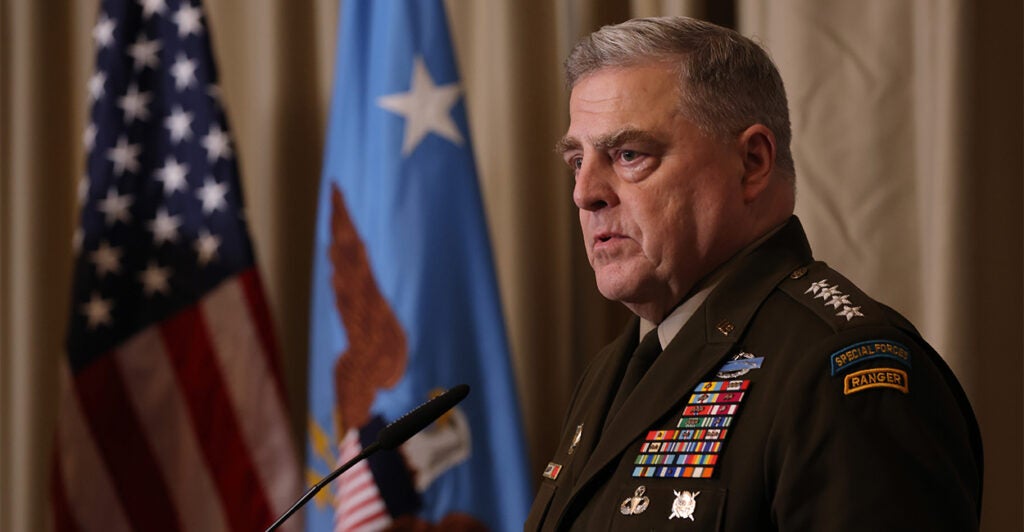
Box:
left=569, top=63, right=687, bottom=119
left=562, top=65, right=685, bottom=144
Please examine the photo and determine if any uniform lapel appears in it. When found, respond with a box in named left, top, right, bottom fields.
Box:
left=562, top=320, right=638, bottom=485
left=569, top=304, right=732, bottom=499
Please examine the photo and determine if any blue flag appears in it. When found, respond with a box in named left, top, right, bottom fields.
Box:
left=305, top=1, right=531, bottom=530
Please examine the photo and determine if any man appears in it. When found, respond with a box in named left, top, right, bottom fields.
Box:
left=526, top=16, right=982, bottom=531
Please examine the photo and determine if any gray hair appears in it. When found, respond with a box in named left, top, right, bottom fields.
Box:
left=566, top=17, right=795, bottom=178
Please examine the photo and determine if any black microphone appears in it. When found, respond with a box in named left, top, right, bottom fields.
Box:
left=265, top=384, right=470, bottom=532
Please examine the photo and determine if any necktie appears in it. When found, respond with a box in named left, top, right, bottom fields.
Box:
left=605, top=329, right=663, bottom=427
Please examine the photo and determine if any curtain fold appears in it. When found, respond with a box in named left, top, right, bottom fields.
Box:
left=2, top=0, right=1019, bottom=530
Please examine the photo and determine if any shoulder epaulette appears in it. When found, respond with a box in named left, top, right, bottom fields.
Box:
left=778, top=261, right=887, bottom=331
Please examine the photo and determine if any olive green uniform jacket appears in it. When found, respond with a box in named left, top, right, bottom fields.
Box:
left=525, top=217, right=982, bottom=531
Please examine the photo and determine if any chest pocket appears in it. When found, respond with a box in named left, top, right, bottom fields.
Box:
left=610, top=484, right=726, bottom=530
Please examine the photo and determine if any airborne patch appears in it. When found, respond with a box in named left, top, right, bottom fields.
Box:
left=843, top=367, right=909, bottom=395
left=830, top=340, right=911, bottom=375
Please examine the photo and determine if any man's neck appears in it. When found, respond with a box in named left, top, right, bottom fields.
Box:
left=639, top=221, right=788, bottom=349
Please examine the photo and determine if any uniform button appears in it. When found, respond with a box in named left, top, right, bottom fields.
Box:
left=789, top=267, right=808, bottom=279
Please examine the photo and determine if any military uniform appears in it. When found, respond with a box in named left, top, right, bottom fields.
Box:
left=526, top=217, right=982, bottom=531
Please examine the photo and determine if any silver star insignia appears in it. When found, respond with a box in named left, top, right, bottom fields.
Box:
left=815, top=285, right=841, bottom=300
left=837, top=306, right=864, bottom=321
left=825, top=293, right=851, bottom=309
left=805, top=279, right=830, bottom=294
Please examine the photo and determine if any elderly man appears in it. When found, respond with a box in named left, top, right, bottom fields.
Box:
left=526, top=17, right=982, bottom=530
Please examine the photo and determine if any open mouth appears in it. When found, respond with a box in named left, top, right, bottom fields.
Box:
left=594, top=232, right=623, bottom=246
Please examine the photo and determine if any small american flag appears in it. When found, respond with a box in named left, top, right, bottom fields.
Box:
left=52, top=0, right=300, bottom=530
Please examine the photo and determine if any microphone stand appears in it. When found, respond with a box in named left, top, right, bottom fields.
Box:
left=265, top=441, right=382, bottom=532
left=264, top=384, right=468, bottom=531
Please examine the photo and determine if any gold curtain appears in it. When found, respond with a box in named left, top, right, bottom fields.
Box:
left=1, top=0, right=1019, bottom=530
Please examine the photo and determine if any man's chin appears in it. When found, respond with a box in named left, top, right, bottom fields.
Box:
left=594, top=276, right=643, bottom=305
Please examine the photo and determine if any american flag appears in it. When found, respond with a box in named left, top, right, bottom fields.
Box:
left=52, top=0, right=300, bottom=530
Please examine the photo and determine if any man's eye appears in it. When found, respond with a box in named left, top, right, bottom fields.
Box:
left=619, top=150, right=640, bottom=163
left=570, top=156, right=583, bottom=170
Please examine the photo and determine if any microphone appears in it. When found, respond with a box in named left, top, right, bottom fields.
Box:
left=265, top=384, right=471, bottom=532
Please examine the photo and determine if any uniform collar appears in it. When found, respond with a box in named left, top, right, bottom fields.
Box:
left=640, top=221, right=789, bottom=349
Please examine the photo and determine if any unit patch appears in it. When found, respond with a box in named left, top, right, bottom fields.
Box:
left=830, top=340, right=911, bottom=375
left=543, top=462, right=562, bottom=480
left=843, top=367, right=909, bottom=395
left=632, top=379, right=751, bottom=479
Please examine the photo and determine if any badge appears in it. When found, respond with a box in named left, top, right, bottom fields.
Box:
left=806, top=279, right=864, bottom=322
left=836, top=305, right=864, bottom=321
left=620, top=486, right=650, bottom=515
left=843, top=367, right=909, bottom=395
left=542, top=462, right=562, bottom=480
left=716, top=352, right=763, bottom=379
left=568, top=423, right=583, bottom=455
left=669, top=490, right=699, bottom=520
left=715, top=319, right=734, bottom=336
left=830, top=340, right=911, bottom=375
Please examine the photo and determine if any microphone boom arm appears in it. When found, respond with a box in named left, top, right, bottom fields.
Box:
left=264, top=384, right=470, bottom=532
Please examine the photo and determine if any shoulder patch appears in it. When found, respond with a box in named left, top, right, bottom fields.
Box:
left=843, top=367, right=909, bottom=395
left=830, top=340, right=912, bottom=375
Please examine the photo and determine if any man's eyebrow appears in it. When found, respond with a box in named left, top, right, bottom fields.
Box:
left=592, top=129, right=661, bottom=151
left=554, top=136, right=580, bottom=155
left=555, top=128, right=662, bottom=155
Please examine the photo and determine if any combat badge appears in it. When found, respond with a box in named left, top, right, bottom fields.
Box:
left=620, top=486, right=650, bottom=515
left=669, top=490, right=699, bottom=520
left=716, top=351, right=764, bottom=379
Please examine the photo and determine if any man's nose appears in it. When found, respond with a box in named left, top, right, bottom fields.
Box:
left=572, top=157, right=617, bottom=211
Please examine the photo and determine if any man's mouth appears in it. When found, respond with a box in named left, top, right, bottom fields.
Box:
left=593, top=232, right=625, bottom=247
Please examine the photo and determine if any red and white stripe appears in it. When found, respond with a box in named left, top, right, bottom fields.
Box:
left=332, top=430, right=390, bottom=532
left=53, top=270, right=301, bottom=532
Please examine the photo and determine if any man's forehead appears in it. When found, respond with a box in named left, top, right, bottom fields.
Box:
left=570, top=62, right=681, bottom=101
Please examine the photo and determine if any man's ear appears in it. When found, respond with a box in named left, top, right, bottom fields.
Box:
left=737, top=124, right=777, bottom=203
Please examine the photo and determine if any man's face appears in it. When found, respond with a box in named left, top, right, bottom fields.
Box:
left=559, top=64, right=748, bottom=321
